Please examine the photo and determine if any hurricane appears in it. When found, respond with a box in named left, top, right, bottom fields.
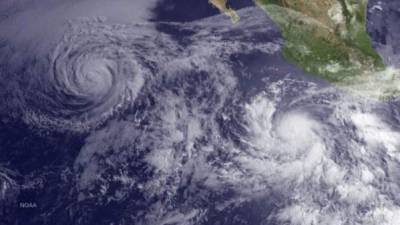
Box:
left=14, top=19, right=150, bottom=131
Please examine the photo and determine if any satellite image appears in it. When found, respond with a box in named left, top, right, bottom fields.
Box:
left=0, top=0, right=400, bottom=224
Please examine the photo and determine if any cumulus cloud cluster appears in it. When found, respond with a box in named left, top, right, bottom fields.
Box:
left=214, top=81, right=400, bottom=225
left=74, top=76, right=400, bottom=225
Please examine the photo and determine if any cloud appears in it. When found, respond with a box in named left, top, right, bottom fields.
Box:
left=226, top=82, right=400, bottom=225
left=0, top=0, right=158, bottom=55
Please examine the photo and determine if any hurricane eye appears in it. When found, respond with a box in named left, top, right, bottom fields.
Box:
left=77, top=59, right=114, bottom=96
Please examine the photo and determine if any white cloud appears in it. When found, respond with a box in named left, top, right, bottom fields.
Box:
left=204, top=81, right=400, bottom=225
left=351, top=112, right=400, bottom=161
left=0, top=0, right=158, bottom=55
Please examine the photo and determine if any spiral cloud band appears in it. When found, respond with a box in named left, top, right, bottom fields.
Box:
left=23, top=20, right=147, bottom=131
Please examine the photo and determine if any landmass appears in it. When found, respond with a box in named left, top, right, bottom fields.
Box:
left=208, top=0, right=386, bottom=84
left=208, top=0, right=240, bottom=24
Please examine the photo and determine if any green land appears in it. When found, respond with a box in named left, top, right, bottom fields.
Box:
left=210, top=0, right=386, bottom=83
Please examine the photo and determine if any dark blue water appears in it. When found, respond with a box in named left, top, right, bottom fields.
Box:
left=152, top=0, right=254, bottom=22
